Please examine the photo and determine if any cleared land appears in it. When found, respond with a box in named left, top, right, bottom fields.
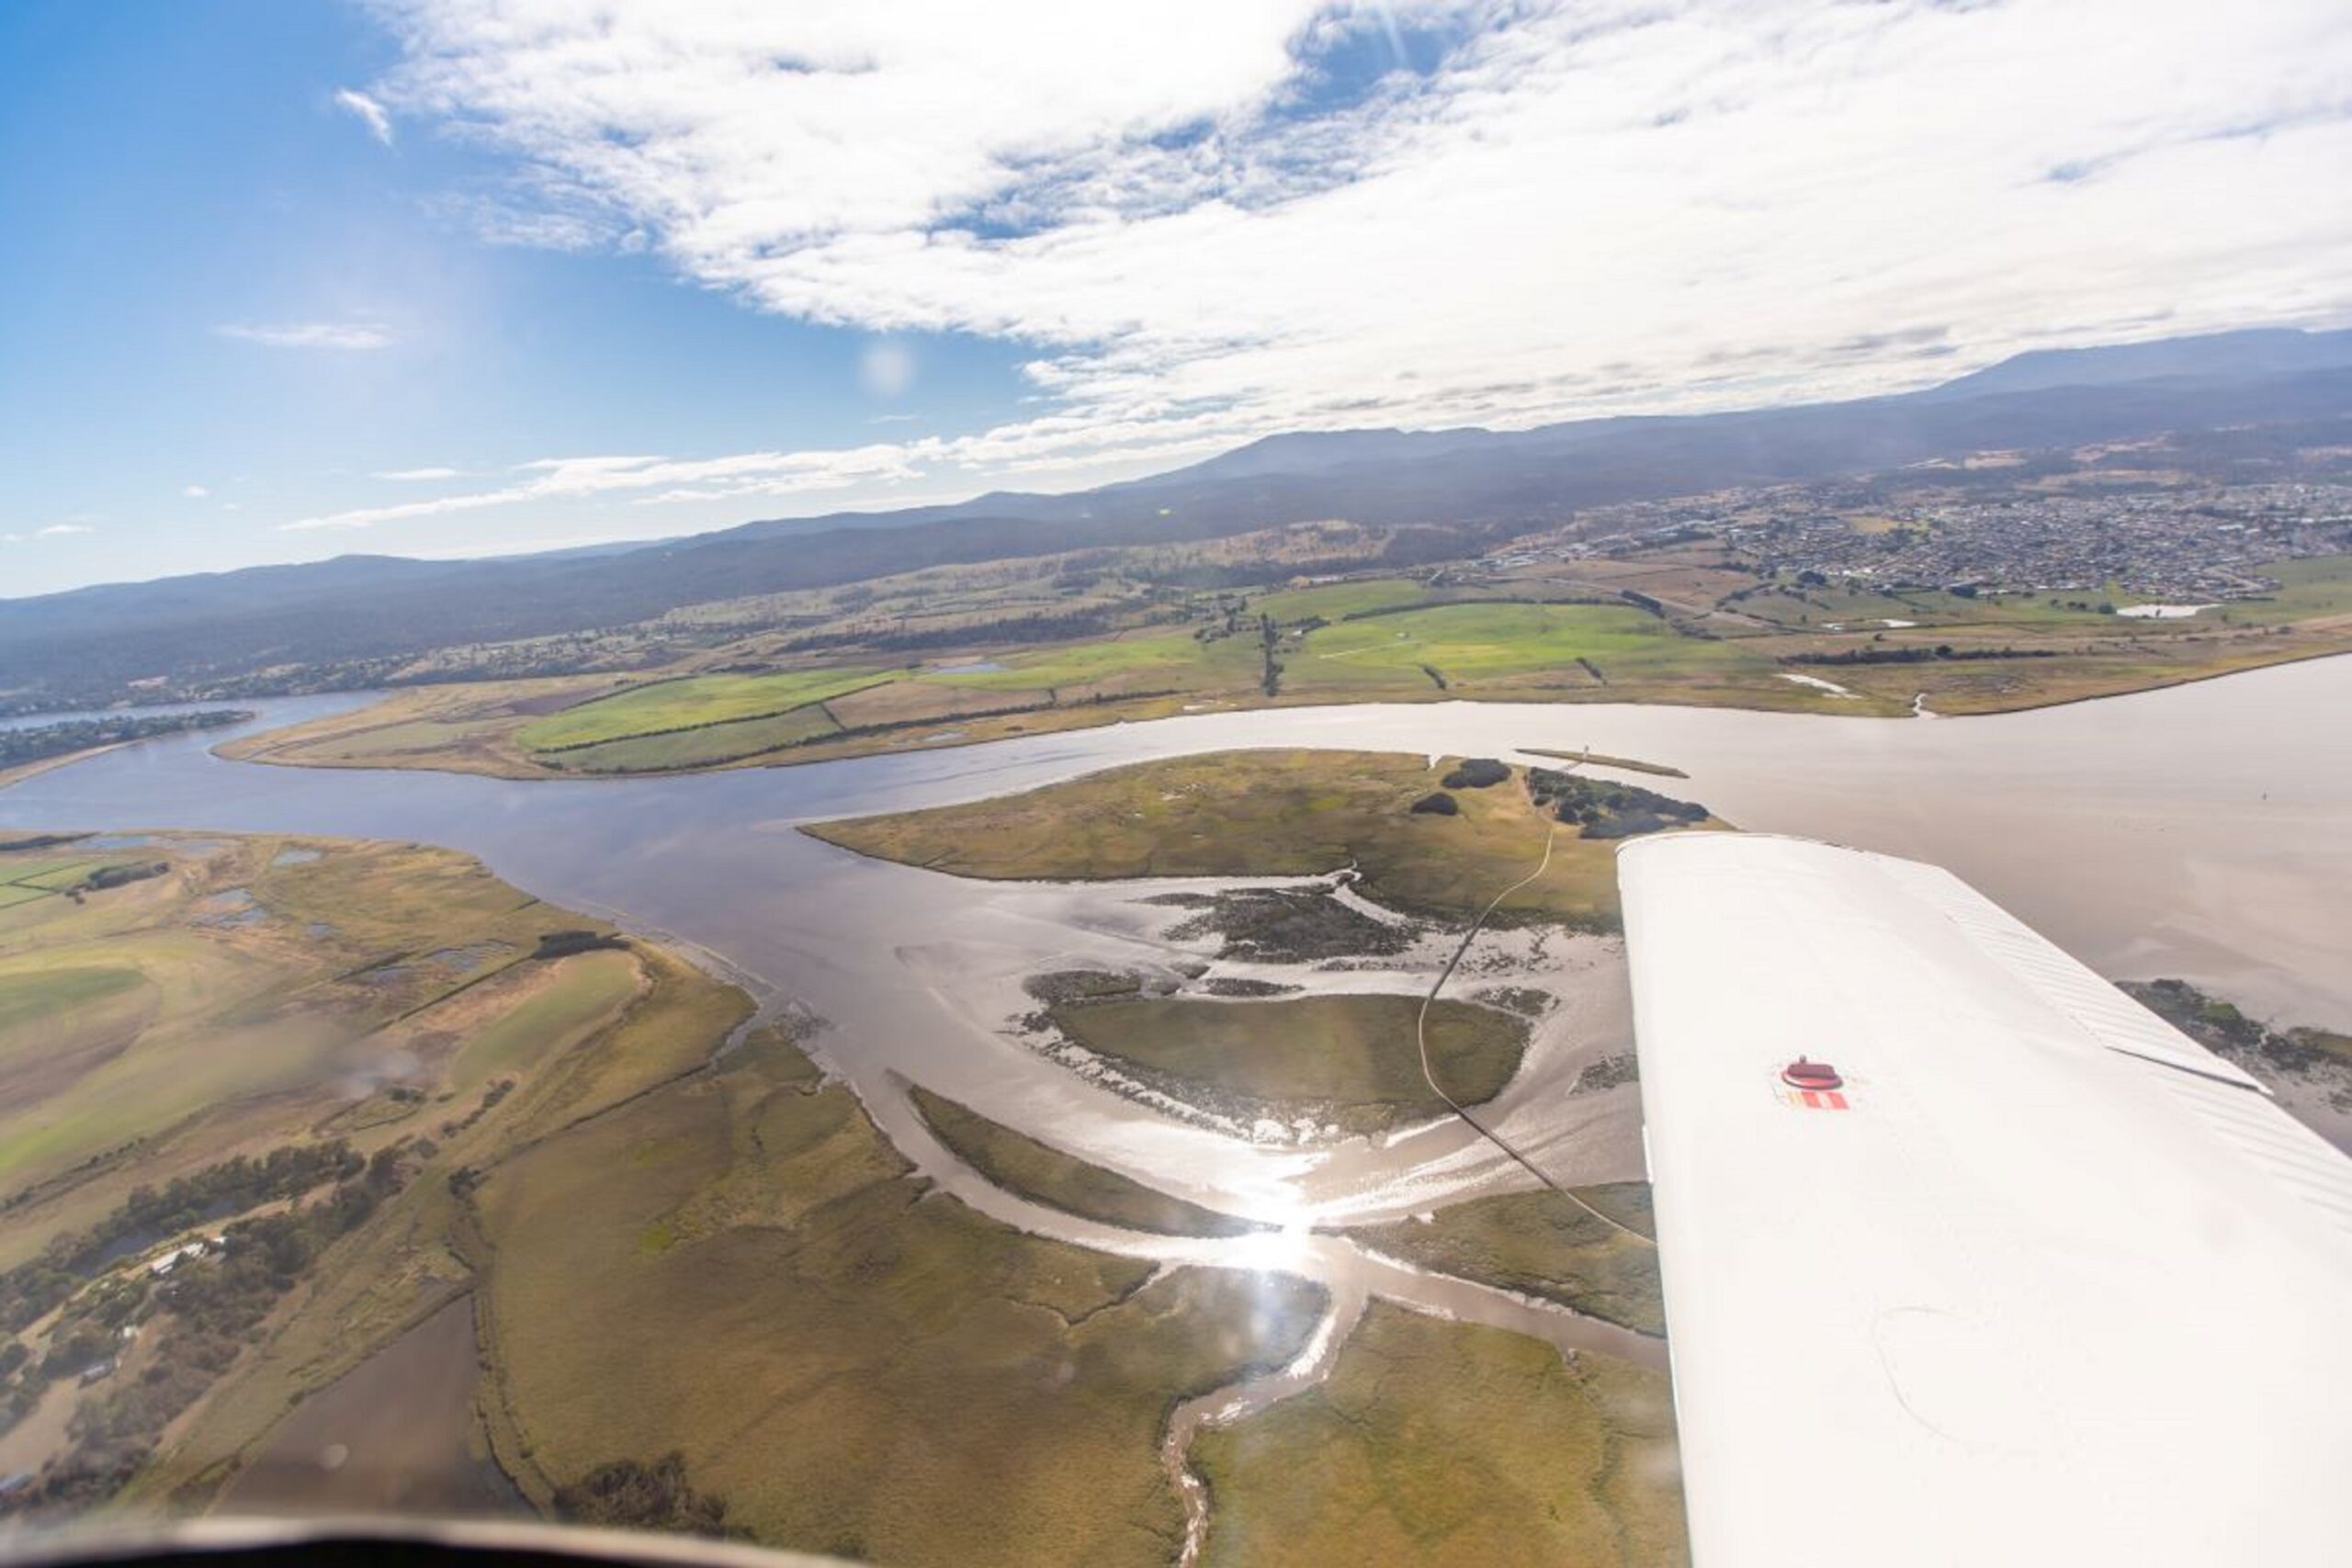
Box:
left=536, top=703, right=843, bottom=773
left=809, top=750, right=1704, bottom=928
left=1351, top=1186, right=1665, bottom=1336
left=1193, top=1303, right=1687, bottom=1568
left=1050, top=995, right=1525, bottom=1135
left=1298, top=601, right=1690, bottom=685
left=922, top=627, right=1264, bottom=696
left=910, top=1086, right=1263, bottom=1237
left=218, top=549, right=2352, bottom=780
left=515, top=668, right=886, bottom=751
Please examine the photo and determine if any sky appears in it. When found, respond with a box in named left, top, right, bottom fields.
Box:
left=3, top=1, right=2348, bottom=598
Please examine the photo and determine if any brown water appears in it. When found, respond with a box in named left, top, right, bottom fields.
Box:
left=4, top=663, right=2346, bottom=1210
left=3, top=660, right=2346, bottom=1476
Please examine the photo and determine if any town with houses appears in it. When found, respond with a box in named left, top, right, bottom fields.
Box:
left=1500, top=476, right=2352, bottom=604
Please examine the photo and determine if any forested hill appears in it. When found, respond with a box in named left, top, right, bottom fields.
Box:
left=4, top=335, right=2349, bottom=713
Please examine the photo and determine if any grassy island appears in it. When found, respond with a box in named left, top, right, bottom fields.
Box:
left=808, top=749, right=1723, bottom=929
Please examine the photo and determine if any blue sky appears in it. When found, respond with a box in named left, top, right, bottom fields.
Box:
left=4, top=1, right=2346, bottom=597
left=0, top=1, right=1037, bottom=592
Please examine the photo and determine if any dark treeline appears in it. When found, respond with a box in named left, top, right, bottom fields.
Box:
left=1782, top=645, right=2059, bottom=666
left=553, top=1451, right=740, bottom=1539
left=0, top=710, right=251, bottom=770
left=1334, top=592, right=1618, bottom=625
left=1527, top=770, right=1710, bottom=840
left=76, top=863, right=167, bottom=893
left=0, top=1143, right=420, bottom=1517
left=1617, top=589, right=1667, bottom=617
left=1441, top=758, right=1511, bottom=789
left=0, top=1143, right=364, bottom=1333
left=779, top=606, right=1121, bottom=655
left=529, top=930, right=630, bottom=960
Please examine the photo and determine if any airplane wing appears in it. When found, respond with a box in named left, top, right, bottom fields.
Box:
left=1617, top=831, right=2352, bottom=1568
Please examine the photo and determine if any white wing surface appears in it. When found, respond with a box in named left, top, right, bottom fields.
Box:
left=1618, top=831, right=2352, bottom=1568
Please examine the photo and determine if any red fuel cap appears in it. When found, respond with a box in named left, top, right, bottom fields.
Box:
left=1781, top=1056, right=1843, bottom=1091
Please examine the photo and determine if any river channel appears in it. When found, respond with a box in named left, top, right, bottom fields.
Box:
left=4, top=658, right=2347, bottom=1492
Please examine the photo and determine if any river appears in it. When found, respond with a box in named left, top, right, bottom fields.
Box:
left=6, top=660, right=2346, bottom=1000
left=6, top=659, right=2346, bottom=1518
left=4, top=656, right=2345, bottom=1209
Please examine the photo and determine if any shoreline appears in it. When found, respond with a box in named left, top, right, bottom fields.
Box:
left=191, top=644, right=2352, bottom=787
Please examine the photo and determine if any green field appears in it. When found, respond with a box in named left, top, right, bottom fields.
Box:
left=517, top=667, right=885, bottom=750
left=3, top=856, right=157, bottom=893
left=2248, top=552, right=2352, bottom=619
left=919, top=628, right=1262, bottom=695
left=1295, top=602, right=1680, bottom=684
left=810, top=750, right=1659, bottom=927
left=1051, top=994, right=1525, bottom=1133
left=1352, top=1186, right=1664, bottom=1336
left=445, top=949, right=642, bottom=1095
left=910, top=1087, right=1263, bottom=1237
left=220, top=539, right=2352, bottom=782
left=1193, top=1303, right=1686, bottom=1567
left=538, top=701, right=842, bottom=773
left=2, top=857, right=99, bottom=888
left=0, top=964, right=144, bottom=1032
left=1250, top=578, right=1433, bottom=622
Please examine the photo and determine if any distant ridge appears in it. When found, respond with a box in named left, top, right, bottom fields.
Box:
left=1914, top=327, right=2352, bottom=401
left=3, top=328, right=2347, bottom=709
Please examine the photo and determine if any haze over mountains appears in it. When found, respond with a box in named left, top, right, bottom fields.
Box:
left=4, top=328, right=2348, bottom=713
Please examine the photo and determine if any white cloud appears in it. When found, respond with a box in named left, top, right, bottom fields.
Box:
left=216, top=321, right=396, bottom=350
left=372, top=466, right=464, bottom=481
left=283, top=446, right=935, bottom=531
left=335, top=0, right=2351, bottom=531
left=37, top=523, right=95, bottom=537
left=182, top=483, right=209, bottom=499
left=334, top=87, right=394, bottom=145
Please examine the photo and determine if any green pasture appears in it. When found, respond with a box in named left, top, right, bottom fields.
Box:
left=1250, top=578, right=1431, bottom=622
left=447, top=949, right=643, bottom=1096
left=918, top=628, right=1261, bottom=694
left=543, top=703, right=841, bottom=773
left=1294, top=602, right=1682, bottom=685
left=518, top=668, right=885, bottom=750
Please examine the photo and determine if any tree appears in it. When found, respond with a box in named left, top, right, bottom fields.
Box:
left=553, top=1453, right=737, bottom=1539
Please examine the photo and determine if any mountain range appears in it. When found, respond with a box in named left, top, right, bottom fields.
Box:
left=4, top=327, right=2347, bottom=710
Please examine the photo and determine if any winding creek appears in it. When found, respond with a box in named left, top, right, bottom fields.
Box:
left=6, top=655, right=2348, bottom=1540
